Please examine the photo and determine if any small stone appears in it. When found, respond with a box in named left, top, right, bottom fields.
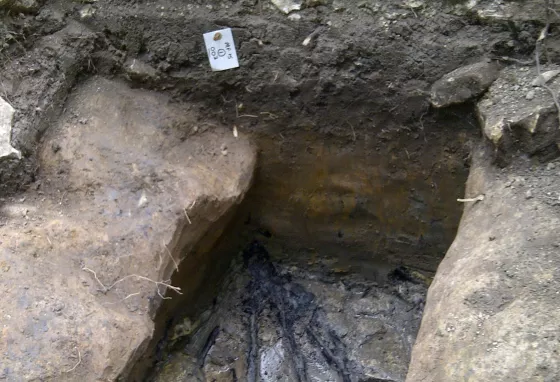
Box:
left=525, top=90, right=535, bottom=100
left=79, top=5, right=96, bottom=19
left=405, top=0, right=425, bottom=9
left=431, top=61, right=500, bottom=108
left=124, top=58, right=159, bottom=82
left=546, top=162, right=555, bottom=170
left=271, top=0, right=302, bottom=14
left=525, top=190, right=533, bottom=199
left=288, top=12, right=301, bottom=20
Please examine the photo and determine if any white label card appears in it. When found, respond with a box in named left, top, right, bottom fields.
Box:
left=203, top=28, right=240, bottom=71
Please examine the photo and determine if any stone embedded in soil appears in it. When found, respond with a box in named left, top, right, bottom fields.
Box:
left=124, top=58, right=159, bottom=82
left=0, top=97, right=21, bottom=161
left=430, top=61, right=500, bottom=108
left=271, top=0, right=302, bottom=14
left=0, top=0, right=40, bottom=12
left=464, top=0, right=547, bottom=23
left=0, top=77, right=256, bottom=381
left=477, top=64, right=560, bottom=160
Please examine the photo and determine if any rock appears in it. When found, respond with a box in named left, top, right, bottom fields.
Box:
left=124, top=58, right=159, bottom=82
left=79, top=4, right=96, bottom=19
left=0, top=0, right=40, bottom=12
left=404, top=0, right=424, bottom=9
left=457, top=0, right=547, bottom=23
left=288, top=12, right=302, bottom=20
left=430, top=61, right=500, bottom=108
left=477, top=64, right=560, bottom=163
left=271, top=0, right=302, bottom=14
left=531, top=70, right=560, bottom=87
left=0, top=77, right=256, bottom=381
left=0, top=97, right=22, bottom=160
left=332, top=0, right=346, bottom=12
left=407, top=144, right=560, bottom=382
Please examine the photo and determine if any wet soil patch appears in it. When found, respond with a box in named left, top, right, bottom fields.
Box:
left=146, top=241, right=426, bottom=382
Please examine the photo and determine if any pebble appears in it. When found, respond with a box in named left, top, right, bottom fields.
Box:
left=526, top=90, right=535, bottom=100
left=525, top=190, right=533, bottom=199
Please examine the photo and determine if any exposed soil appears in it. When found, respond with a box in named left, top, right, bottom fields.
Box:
left=1, top=0, right=558, bottom=381
left=3, top=0, right=534, bottom=273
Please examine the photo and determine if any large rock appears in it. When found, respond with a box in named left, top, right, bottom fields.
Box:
left=0, top=77, right=256, bottom=381
left=477, top=64, right=560, bottom=164
left=406, top=144, right=560, bottom=381
left=430, top=61, right=500, bottom=108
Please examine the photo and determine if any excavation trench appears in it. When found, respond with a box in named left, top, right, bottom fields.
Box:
left=123, top=101, right=476, bottom=382
left=0, top=1, right=496, bottom=379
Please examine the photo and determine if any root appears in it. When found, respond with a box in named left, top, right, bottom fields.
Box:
left=82, top=267, right=182, bottom=298
left=64, top=347, right=81, bottom=373
left=457, top=195, right=484, bottom=203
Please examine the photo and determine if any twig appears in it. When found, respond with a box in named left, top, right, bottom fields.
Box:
left=260, top=111, right=279, bottom=119
left=64, top=347, right=81, bottom=373
left=157, top=252, right=163, bottom=270
left=82, top=267, right=107, bottom=291
left=534, top=1, right=560, bottom=126
left=59, top=191, right=67, bottom=205
left=107, top=274, right=182, bottom=295
left=183, top=200, right=195, bottom=224
left=346, top=121, right=356, bottom=141
left=123, top=292, right=140, bottom=300
left=457, top=195, right=485, bottom=203
left=237, top=114, right=259, bottom=118
left=549, top=6, right=560, bottom=19
left=163, top=241, right=179, bottom=272
left=492, top=56, right=534, bottom=65
left=183, top=208, right=192, bottom=224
